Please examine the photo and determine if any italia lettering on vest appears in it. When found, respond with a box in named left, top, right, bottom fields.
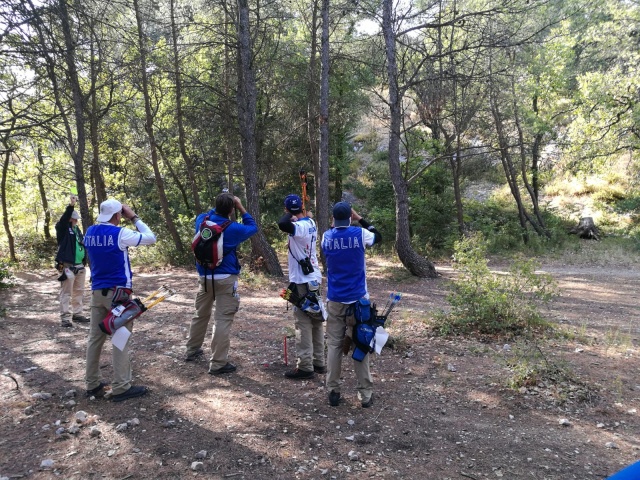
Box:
left=86, top=235, right=115, bottom=247
left=325, top=234, right=360, bottom=250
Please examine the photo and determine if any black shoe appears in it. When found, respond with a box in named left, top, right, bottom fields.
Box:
left=72, top=314, right=90, bottom=323
left=313, top=365, right=327, bottom=374
left=86, top=381, right=110, bottom=398
left=111, top=385, right=148, bottom=402
left=361, top=394, right=374, bottom=408
left=185, top=348, right=204, bottom=362
left=284, top=368, right=314, bottom=379
left=208, top=362, right=237, bottom=375
left=329, top=391, right=340, bottom=407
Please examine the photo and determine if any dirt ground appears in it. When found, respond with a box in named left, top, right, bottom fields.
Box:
left=0, top=254, right=639, bottom=480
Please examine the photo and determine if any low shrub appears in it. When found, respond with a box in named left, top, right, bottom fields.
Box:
left=433, top=233, right=557, bottom=335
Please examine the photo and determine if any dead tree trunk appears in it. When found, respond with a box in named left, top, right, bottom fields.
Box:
left=570, top=217, right=600, bottom=240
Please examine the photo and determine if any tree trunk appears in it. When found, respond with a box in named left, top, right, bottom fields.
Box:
left=489, top=92, right=530, bottom=243
left=56, top=0, right=91, bottom=231
left=133, top=0, right=184, bottom=252
left=170, top=0, right=202, bottom=214
left=89, top=39, right=107, bottom=208
left=512, top=80, right=548, bottom=237
left=1, top=146, right=17, bottom=262
left=382, top=0, right=437, bottom=278
left=570, top=217, right=600, bottom=240
left=316, top=0, right=330, bottom=268
left=37, top=147, right=51, bottom=239
left=451, top=142, right=464, bottom=235
left=308, top=0, right=319, bottom=198
left=531, top=93, right=542, bottom=202
left=235, top=0, right=283, bottom=276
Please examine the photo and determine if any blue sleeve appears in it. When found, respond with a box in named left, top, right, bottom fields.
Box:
left=235, top=213, right=258, bottom=242
left=194, top=213, right=207, bottom=233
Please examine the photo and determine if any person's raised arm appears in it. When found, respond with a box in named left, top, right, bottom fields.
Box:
left=119, top=204, right=156, bottom=248
left=351, top=208, right=381, bottom=246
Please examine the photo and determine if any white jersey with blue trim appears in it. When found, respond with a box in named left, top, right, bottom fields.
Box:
left=288, top=217, right=322, bottom=285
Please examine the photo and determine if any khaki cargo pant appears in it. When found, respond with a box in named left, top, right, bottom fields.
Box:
left=185, top=276, right=240, bottom=371
left=326, top=300, right=373, bottom=404
left=86, top=288, right=133, bottom=396
left=59, top=265, right=86, bottom=322
left=292, top=283, right=325, bottom=372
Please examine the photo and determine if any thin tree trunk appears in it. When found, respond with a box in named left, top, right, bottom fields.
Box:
left=235, top=0, right=283, bottom=276
left=316, top=0, right=330, bottom=268
left=158, top=144, right=191, bottom=212
left=56, top=0, right=91, bottom=231
left=489, top=91, right=530, bottom=243
left=170, top=0, right=201, bottom=214
left=531, top=93, right=542, bottom=202
left=451, top=141, right=464, bottom=235
left=224, top=8, right=235, bottom=200
left=512, top=80, right=548, bottom=236
left=308, top=0, right=319, bottom=181
left=37, top=147, right=51, bottom=239
left=133, top=0, right=184, bottom=252
left=382, top=0, right=437, bottom=278
left=89, top=37, right=107, bottom=208
left=1, top=146, right=17, bottom=262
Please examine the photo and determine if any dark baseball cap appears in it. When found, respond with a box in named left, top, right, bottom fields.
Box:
left=284, top=194, right=303, bottom=213
left=332, top=202, right=351, bottom=227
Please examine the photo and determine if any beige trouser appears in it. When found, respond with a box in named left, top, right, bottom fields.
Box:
left=326, top=300, right=373, bottom=403
left=86, top=289, right=133, bottom=395
left=59, top=265, right=86, bottom=321
left=292, top=283, right=325, bottom=372
left=185, top=276, right=240, bottom=370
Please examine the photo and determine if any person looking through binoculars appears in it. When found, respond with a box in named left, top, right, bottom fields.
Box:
left=84, top=199, right=157, bottom=402
left=184, top=193, right=257, bottom=375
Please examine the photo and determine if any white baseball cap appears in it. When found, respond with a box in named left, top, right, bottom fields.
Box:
left=71, top=210, right=81, bottom=220
left=97, top=199, right=122, bottom=222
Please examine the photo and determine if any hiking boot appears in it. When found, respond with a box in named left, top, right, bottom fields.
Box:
left=208, top=363, right=237, bottom=375
left=72, top=314, right=89, bottom=323
left=361, top=394, right=374, bottom=409
left=329, top=391, right=340, bottom=407
left=61, top=320, right=72, bottom=328
left=313, top=365, right=327, bottom=374
left=284, top=368, right=314, bottom=379
left=185, top=348, right=204, bottom=362
left=111, top=385, right=148, bottom=402
left=86, top=381, right=110, bottom=398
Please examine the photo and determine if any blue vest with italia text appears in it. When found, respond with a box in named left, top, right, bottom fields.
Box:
left=322, top=227, right=366, bottom=303
left=84, top=224, right=132, bottom=289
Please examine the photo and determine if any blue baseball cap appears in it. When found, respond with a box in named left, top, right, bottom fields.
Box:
left=284, top=194, right=303, bottom=213
left=332, top=202, right=351, bottom=227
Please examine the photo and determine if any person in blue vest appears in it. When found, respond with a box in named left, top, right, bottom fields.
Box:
left=184, top=193, right=258, bottom=375
left=321, top=201, right=381, bottom=408
left=84, top=199, right=156, bottom=402
left=277, top=194, right=326, bottom=379
left=55, top=195, right=88, bottom=327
